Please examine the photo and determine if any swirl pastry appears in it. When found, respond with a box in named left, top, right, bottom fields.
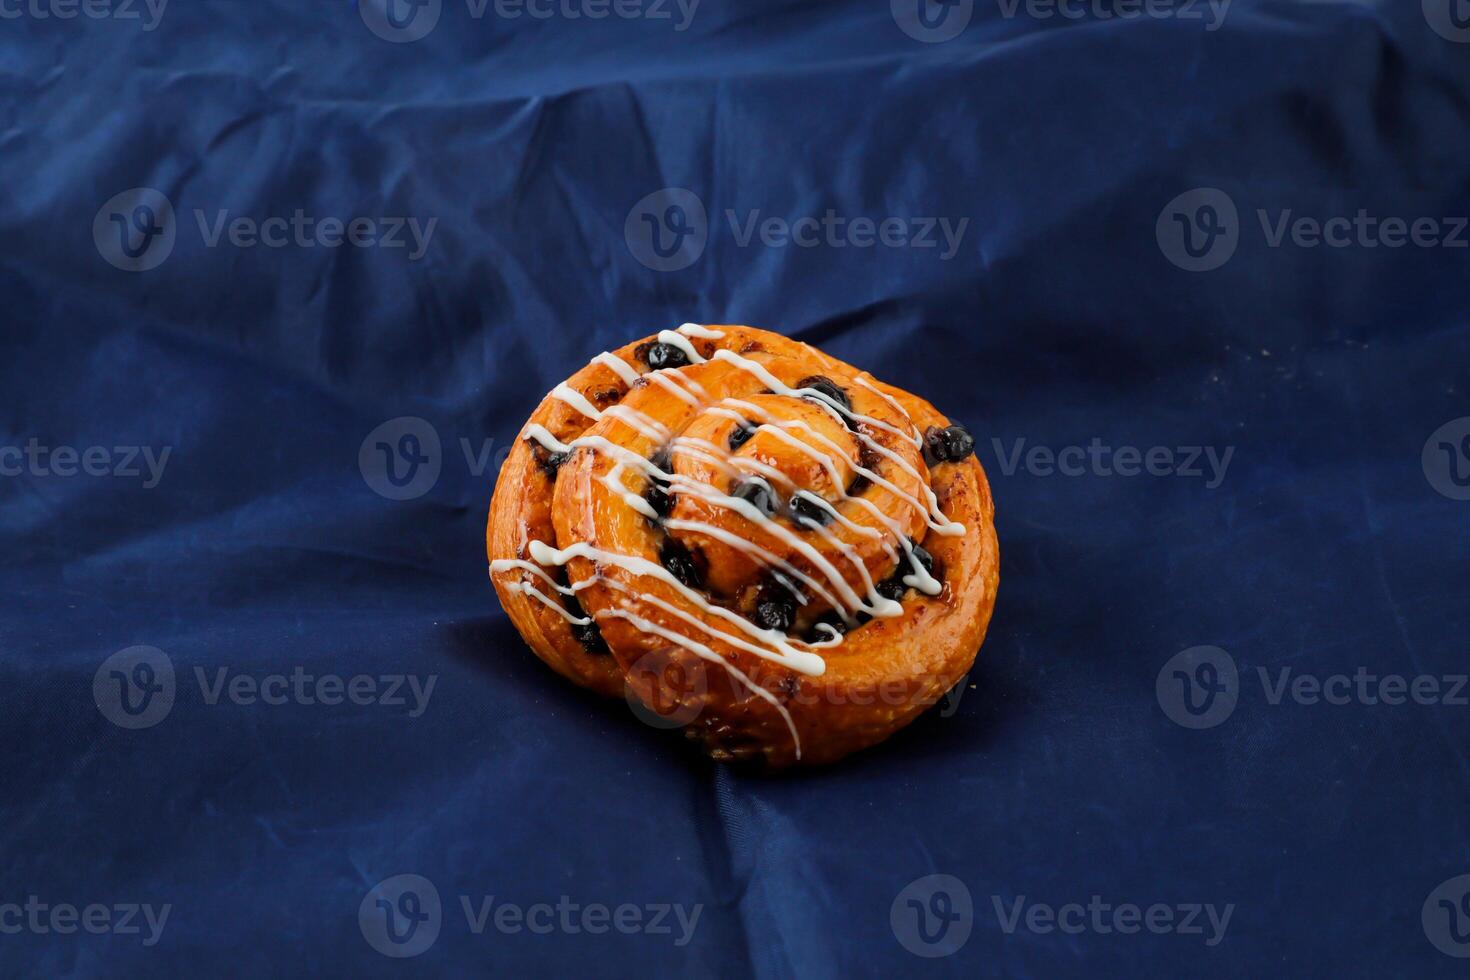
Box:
left=488, top=324, right=999, bottom=768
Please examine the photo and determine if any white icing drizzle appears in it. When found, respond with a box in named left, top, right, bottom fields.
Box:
left=852, top=374, right=924, bottom=447
left=647, top=370, right=702, bottom=406
left=672, top=436, right=789, bottom=486
left=762, top=391, right=961, bottom=537
left=525, top=540, right=828, bottom=676
left=662, top=515, right=848, bottom=615
left=524, top=353, right=948, bottom=612
left=761, top=422, right=852, bottom=489
left=551, top=381, right=603, bottom=421
left=489, top=557, right=801, bottom=758
left=788, top=492, right=884, bottom=599
left=499, top=324, right=968, bottom=759
left=806, top=625, right=847, bottom=648
left=521, top=424, right=574, bottom=454
left=677, top=323, right=726, bottom=339
left=656, top=329, right=707, bottom=363
left=512, top=581, right=592, bottom=624
left=491, top=555, right=560, bottom=592
left=602, top=405, right=670, bottom=442
left=526, top=419, right=897, bottom=621
left=598, top=606, right=801, bottom=760
left=710, top=347, right=917, bottom=445
left=722, top=397, right=965, bottom=538
left=659, top=474, right=897, bottom=619
left=601, top=462, right=659, bottom=519
left=551, top=377, right=668, bottom=442
left=493, top=556, right=821, bottom=672
left=592, top=351, right=641, bottom=385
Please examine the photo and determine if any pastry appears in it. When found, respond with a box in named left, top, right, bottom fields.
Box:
left=488, top=324, right=999, bottom=768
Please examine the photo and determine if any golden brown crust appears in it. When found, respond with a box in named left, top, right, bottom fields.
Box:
left=487, top=326, right=999, bottom=768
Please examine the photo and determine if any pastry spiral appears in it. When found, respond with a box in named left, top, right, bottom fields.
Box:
left=488, top=324, right=999, bottom=768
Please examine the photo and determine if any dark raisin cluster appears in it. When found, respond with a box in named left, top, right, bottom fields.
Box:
left=923, top=425, right=975, bottom=465
left=637, top=341, right=690, bottom=370
left=875, top=542, right=936, bottom=601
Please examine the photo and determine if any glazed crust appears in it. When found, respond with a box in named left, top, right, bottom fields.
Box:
left=487, top=326, right=999, bottom=768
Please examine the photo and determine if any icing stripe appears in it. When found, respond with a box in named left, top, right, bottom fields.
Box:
left=677, top=323, right=726, bottom=339
left=710, top=348, right=917, bottom=445
left=656, top=329, right=706, bottom=364
left=723, top=397, right=965, bottom=537
left=853, top=374, right=924, bottom=447
left=551, top=382, right=603, bottom=420
left=598, top=607, right=801, bottom=761
left=526, top=540, right=828, bottom=676
left=502, top=326, right=964, bottom=764
left=489, top=559, right=802, bottom=759
left=647, top=370, right=702, bottom=406
left=593, top=351, right=641, bottom=385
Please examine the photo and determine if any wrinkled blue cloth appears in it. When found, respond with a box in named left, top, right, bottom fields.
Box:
left=2, top=0, right=1469, bottom=976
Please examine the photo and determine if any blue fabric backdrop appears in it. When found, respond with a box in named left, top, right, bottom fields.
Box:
left=2, top=0, right=1469, bottom=975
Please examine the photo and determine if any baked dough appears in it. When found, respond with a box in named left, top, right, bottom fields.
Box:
left=488, top=324, right=999, bottom=768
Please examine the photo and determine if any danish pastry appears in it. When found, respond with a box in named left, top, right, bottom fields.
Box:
left=488, top=324, right=999, bottom=768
